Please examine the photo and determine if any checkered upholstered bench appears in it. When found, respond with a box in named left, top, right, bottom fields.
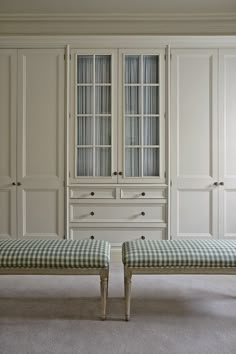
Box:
left=122, top=239, right=236, bottom=320
left=0, top=239, right=111, bottom=320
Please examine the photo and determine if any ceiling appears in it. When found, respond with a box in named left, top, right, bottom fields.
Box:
left=1, top=0, right=236, bottom=14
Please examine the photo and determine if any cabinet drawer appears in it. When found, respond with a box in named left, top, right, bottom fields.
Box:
left=70, top=187, right=116, bottom=199
left=70, top=203, right=166, bottom=223
left=70, top=228, right=166, bottom=246
left=120, top=187, right=166, bottom=199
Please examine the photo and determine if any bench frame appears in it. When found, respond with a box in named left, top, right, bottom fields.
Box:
left=124, top=265, right=236, bottom=321
left=0, top=267, right=109, bottom=320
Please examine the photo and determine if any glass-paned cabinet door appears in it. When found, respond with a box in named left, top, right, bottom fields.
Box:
left=119, top=50, right=165, bottom=183
left=70, top=50, right=117, bottom=183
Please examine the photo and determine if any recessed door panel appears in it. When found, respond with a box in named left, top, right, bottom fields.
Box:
left=178, top=190, right=215, bottom=237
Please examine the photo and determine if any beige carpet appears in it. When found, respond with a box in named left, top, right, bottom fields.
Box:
left=0, top=264, right=236, bottom=354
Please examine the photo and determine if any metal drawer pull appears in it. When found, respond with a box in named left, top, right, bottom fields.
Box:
left=119, top=172, right=122, bottom=176
left=12, top=182, right=16, bottom=186
left=90, top=212, right=94, bottom=216
left=91, top=192, right=95, bottom=196
left=141, top=212, right=145, bottom=216
left=90, top=235, right=95, bottom=240
left=219, top=182, right=224, bottom=186
left=213, top=182, right=219, bottom=186
left=113, top=171, right=117, bottom=175
left=141, top=192, right=146, bottom=196
left=141, top=236, right=146, bottom=240
left=17, top=182, right=21, bottom=186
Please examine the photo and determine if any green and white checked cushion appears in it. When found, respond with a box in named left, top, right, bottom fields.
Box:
left=0, top=239, right=111, bottom=269
left=122, top=240, right=236, bottom=268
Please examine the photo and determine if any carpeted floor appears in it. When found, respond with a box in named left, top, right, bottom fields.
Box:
left=0, top=264, right=236, bottom=354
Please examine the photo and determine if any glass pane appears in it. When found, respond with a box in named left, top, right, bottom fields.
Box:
left=125, top=87, right=140, bottom=114
left=125, top=148, right=141, bottom=177
left=95, top=56, right=111, bottom=83
left=77, top=86, right=93, bottom=114
left=143, top=56, right=159, bottom=84
left=143, top=148, right=159, bottom=176
left=95, top=117, right=111, bottom=145
left=95, top=148, right=111, bottom=176
left=77, top=55, right=93, bottom=83
left=77, top=117, right=93, bottom=145
left=143, top=86, right=159, bottom=114
left=77, top=148, right=93, bottom=176
left=125, top=117, right=141, bottom=145
left=143, top=117, right=159, bottom=145
left=125, top=56, right=140, bottom=83
left=95, top=86, right=111, bottom=114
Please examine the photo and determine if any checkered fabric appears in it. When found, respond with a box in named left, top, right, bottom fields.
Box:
left=0, top=239, right=111, bottom=269
left=122, top=240, right=236, bottom=268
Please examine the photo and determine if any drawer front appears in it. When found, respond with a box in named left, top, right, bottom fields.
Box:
left=70, top=204, right=166, bottom=223
left=70, top=228, right=166, bottom=246
left=120, top=187, right=166, bottom=199
left=70, top=187, right=116, bottom=199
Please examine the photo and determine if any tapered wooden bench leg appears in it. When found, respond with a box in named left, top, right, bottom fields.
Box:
left=124, top=267, right=132, bottom=321
left=100, top=269, right=108, bottom=320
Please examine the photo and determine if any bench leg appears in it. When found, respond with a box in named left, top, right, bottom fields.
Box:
left=100, top=268, right=109, bottom=320
left=124, top=267, right=132, bottom=321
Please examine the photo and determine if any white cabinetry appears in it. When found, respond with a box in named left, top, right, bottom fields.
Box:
left=219, top=49, right=236, bottom=238
left=69, top=48, right=167, bottom=246
left=170, top=48, right=236, bottom=239
left=0, top=50, right=17, bottom=238
left=0, top=49, right=65, bottom=239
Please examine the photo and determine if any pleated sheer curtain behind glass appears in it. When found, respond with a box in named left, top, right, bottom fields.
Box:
left=125, top=55, right=159, bottom=177
left=77, top=55, right=111, bottom=177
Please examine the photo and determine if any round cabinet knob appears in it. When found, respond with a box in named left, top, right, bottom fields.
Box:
left=219, top=182, right=224, bottom=186
left=113, top=172, right=117, bottom=176
left=141, top=236, right=146, bottom=240
left=141, top=192, right=146, bottom=197
left=90, top=235, right=95, bottom=240
left=17, top=182, right=21, bottom=186
left=213, top=182, right=219, bottom=186
left=12, top=182, right=16, bottom=186
left=119, top=172, right=123, bottom=176
left=90, top=212, right=94, bottom=216
left=141, top=212, right=145, bottom=216
left=91, top=192, right=95, bottom=196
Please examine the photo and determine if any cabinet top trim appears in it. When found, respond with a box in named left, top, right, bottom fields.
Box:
left=0, top=35, right=236, bottom=49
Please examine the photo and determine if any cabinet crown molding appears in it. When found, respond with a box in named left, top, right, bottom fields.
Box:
left=1, top=12, right=236, bottom=35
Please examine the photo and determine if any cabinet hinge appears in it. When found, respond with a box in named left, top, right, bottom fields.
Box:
left=170, top=180, right=172, bottom=187
left=69, top=113, right=71, bottom=119
left=164, top=112, right=166, bottom=119
left=69, top=171, right=71, bottom=178
left=64, top=54, right=72, bottom=60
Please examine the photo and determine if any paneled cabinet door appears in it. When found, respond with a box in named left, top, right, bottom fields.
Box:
left=170, top=49, right=218, bottom=239
left=17, top=49, right=65, bottom=239
left=70, top=50, right=117, bottom=183
left=219, top=49, right=236, bottom=239
left=0, top=50, right=17, bottom=239
left=118, top=49, right=166, bottom=184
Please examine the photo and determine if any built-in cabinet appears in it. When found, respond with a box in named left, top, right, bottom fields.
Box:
left=0, top=49, right=65, bottom=239
left=170, top=48, right=236, bottom=239
left=69, top=49, right=167, bottom=247
left=1, top=38, right=236, bottom=249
